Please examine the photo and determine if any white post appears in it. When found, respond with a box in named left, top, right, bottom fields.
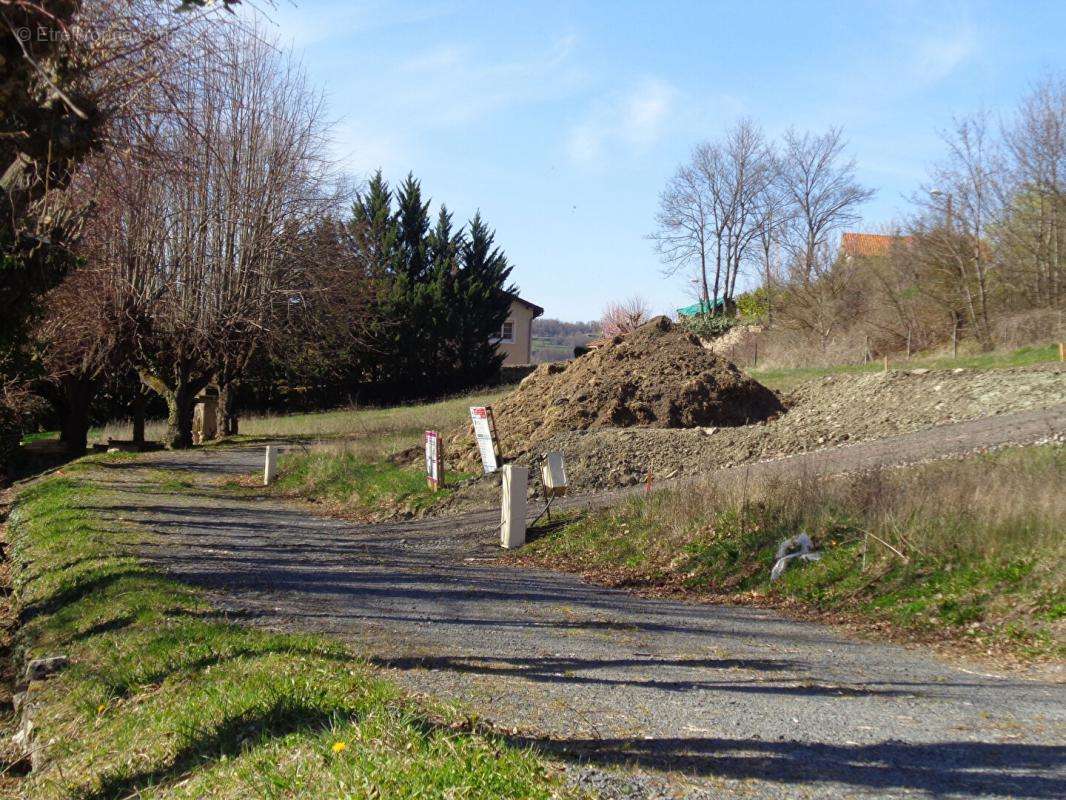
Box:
left=500, top=464, right=528, bottom=549
left=264, top=445, right=277, bottom=486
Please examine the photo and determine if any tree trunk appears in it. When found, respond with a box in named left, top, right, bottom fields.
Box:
left=59, top=375, right=94, bottom=454
left=131, top=393, right=147, bottom=445
left=216, top=382, right=239, bottom=437
left=165, top=384, right=197, bottom=450
left=141, top=371, right=202, bottom=450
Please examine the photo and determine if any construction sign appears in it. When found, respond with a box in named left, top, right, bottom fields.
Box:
left=469, top=406, right=501, bottom=474
left=424, top=430, right=443, bottom=489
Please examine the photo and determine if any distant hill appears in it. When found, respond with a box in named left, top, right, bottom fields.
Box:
left=531, top=318, right=601, bottom=363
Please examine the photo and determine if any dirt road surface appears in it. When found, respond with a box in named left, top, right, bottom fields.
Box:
left=89, top=405, right=1066, bottom=799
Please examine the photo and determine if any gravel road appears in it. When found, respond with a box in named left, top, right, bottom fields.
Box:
left=89, top=405, right=1066, bottom=799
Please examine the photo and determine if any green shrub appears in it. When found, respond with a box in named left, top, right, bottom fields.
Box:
left=679, top=312, right=736, bottom=339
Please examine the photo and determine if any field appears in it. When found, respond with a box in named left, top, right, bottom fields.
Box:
left=749, top=342, right=1063, bottom=390
left=84, top=387, right=511, bottom=448
left=521, top=445, right=1066, bottom=659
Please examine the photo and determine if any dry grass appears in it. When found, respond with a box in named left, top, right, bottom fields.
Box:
left=90, top=387, right=512, bottom=451
left=239, top=387, right=510, bottom=448
left=646, top=446, right=1064, bottom=565
left=527, top=445, right=1066, bottom=657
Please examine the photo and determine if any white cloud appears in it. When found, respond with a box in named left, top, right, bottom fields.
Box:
left=908, top=27, right=977, bottom=84
left=386, top=34, right=584, bottom=127
left=566, top=78, right=679, bottom=165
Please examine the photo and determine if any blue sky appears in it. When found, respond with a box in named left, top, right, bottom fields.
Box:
left=259, top=1, right=1065, bottom=321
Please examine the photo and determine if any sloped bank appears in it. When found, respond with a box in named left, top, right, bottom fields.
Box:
left=514, top=444, right=1066, bottom=665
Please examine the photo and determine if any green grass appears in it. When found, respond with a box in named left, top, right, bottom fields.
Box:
left=263, top=388, right=496, bottom=518
left=275, top=447, right=474, bottom=518
left=525, top=445, right=1065, bottom=659
left=4, top=470, right=566, bottom=799
left=750, top=342, right=1062, bottom=391
left=18, top=430, right=57, bottom=445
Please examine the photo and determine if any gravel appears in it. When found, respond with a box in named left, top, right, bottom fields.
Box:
left=87, top=407, right=1066, bottom=800
left=440, top=363, right=1066, bottom=507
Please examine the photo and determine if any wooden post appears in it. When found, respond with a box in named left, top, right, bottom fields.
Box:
left=264, top=445, right=277, bottom=486
left=753, top=341, right=758, bottom=367
left=1060, top=342, right=1065, bottom=362
left=883, top=355, right=888, bottom=372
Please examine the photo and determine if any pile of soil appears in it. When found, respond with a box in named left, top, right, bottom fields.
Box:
left=448, top=316, right=782, bottom=471
left=433, top=362, right=1066, bottom=511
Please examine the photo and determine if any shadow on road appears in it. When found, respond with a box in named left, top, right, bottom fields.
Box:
left=511, top=734, right=1066, bottom=798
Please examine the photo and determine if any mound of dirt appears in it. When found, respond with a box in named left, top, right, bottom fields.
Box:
left=448, top=316, right=782, bottom=470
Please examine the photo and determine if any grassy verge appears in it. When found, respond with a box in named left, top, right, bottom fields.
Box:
left=522, top=445, right=1065, bottom=661
left=273, top=446, right=475, bottom=519
left=4, top=466, right=566, bottom=799
left=267, top=389, right=494, bottom=519
left=750, top=342, right=1062, bottom=391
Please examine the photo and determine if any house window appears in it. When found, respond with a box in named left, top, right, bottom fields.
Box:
left=500, top=320, right=515, bottom=343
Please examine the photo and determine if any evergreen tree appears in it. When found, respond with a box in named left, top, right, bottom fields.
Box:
left=343, top=173, right=517, bottom=399
left=453, top=212, right=515, bottom=385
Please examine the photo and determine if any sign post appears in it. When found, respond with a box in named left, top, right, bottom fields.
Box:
left=469, top=406, right=501, bottom=474
left=424, top=430, right=443, bottom=490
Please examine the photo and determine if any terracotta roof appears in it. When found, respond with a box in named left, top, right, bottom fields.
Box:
left=841, top=232, right=911, bottom=258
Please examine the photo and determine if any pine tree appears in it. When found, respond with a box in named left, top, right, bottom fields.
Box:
left=453, top=212, right=515, bottom=385
left=343, top=174, right=517, bottom=400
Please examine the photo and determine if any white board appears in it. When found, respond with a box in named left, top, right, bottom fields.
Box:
left=469, top=406, right=499, bottom=474
left=424, top=430, right=441, bottom=488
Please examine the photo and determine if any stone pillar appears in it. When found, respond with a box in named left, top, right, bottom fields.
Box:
left=192, top=392, right=219, bottom=445
left=500, top=464, right=528, bottom=549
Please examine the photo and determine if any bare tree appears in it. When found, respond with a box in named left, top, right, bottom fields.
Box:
left=95, top=26, right=340, bottom=448
left=651, top=120, right=777, bottom=313
left=753, top=159, right=790, bottom=326
left=32, top=268, right=134, bottom=452
left=650, top=158, right=715, bottom=306
left=720, top=120, right=777, bottom=307
left=915, top=113, right=1001, bottom=349
left=1001, top=74, right=1065, bottom=308
left=601, top=296, right=652, bottom=336
left=778, top=127, right=874, bottom=286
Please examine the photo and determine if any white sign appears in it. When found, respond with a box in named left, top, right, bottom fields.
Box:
left=424, top=430, right=441, bottom=489
left=469, top=406, right=499, bottom=474
left=541, top=451, right=568, bottom=496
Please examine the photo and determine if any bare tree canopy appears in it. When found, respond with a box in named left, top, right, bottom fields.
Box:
left=90, top=25, right=341, bottom=448
left=778, top=126, right=875, bottom=285
left=601, top=295, right=652, bottom=336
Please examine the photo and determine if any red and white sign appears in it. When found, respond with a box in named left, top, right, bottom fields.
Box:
left=424, top=430, right=443, bottom=489
left=469, top=406, right=500, bottom=474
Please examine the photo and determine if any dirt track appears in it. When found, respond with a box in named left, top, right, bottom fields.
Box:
left=84, top=403, right=1066, bottom=799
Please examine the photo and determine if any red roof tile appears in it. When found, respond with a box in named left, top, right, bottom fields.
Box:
left=841, top=232, right=910, bottom=258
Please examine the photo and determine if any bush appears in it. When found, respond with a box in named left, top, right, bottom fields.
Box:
left=679, top=312, right=736, bottom=339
